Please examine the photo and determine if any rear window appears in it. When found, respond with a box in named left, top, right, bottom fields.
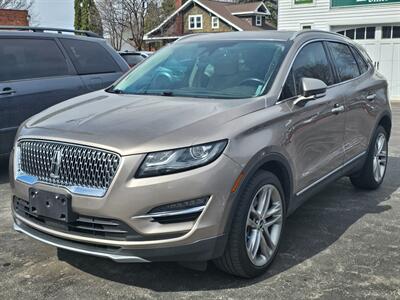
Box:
left=60, top=39, right=120, bottom=75
left=327, top=42, right=360, bottom=82
left=351, top=46, right=369, bottom=74
left=0, top=38, right=69, bottom=82
left=122, top=54, right=145, bottom=66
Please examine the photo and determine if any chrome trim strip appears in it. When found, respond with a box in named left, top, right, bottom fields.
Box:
left=296, top=151, right=366, bottom=196
left=277, top=38, right=371, bottom=103
left=13, top=222, right=150, bottom=263
left=15, top=173, right=107, bottom=197
left=131, top=205, right=206, bottom=220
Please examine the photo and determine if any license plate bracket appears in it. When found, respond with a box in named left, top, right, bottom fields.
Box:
left=29, top=188, right=76, bottom=223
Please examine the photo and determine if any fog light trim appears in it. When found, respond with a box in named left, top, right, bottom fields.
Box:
left=131, top=197, right=209, bottom=220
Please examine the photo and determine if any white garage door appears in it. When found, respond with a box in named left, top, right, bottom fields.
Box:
left=335, top=25, right=400, bottom=101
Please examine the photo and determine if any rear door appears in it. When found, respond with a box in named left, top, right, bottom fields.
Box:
left=0, top=37, right=86, bottom=155
left=280, top=41, right=346, bottom=193
left=326, top=42, right=377, bottom=161
left=59, top=39, right=126, bottom=91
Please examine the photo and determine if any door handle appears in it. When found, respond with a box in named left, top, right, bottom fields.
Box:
left=0, top=88, right=16, bottom=96
left=331, top=104, right=345, bottom=114
left=366, top=93, right=376, bottom=101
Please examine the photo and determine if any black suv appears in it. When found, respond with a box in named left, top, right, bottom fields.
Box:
left=0, top=27, right=129, bottom=157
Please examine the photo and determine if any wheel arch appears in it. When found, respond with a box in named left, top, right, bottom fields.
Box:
left=378, top=113, right=392, bottom=139
left=223, top=149, right=295, bottom=235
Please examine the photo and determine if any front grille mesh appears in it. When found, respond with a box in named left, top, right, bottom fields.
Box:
left=18, top=140, right=120, bottom=190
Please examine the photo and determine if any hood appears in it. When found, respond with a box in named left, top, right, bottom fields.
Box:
left=22, top=90, right=265, bottom=155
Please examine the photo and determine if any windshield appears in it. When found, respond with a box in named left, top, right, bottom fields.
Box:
left=111, top=40, right=287, bottom=99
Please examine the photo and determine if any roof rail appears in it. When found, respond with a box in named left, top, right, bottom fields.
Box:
left=0, top=26, right=101, bottom=38
left=291, top=29, right=344, bottom=40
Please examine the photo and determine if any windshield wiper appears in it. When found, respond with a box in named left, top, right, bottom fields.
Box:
left=161, top=91, right=174, bottom=96
left=108, top=88, right=125, bottom=94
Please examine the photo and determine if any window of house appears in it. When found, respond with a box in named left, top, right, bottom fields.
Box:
left=280, top=42, right=334, bottom=100
left=346, top=29, right=355, bottom=39
left=0, top=38, right=69, bottom=82
left=337, top=27, right=375, bottom=40
left=188, top=15, right=203, bottom=30
left=356, top=27, right=365, bottom=40
left=302, top=25, right=312, bottom=30
left=211, top=16, right=219, bottom=29
left=382, top=26, right=392, bottom=39
left=393, top=26, right=400, bottom=38
left=256, top=16, right=262, bottom=26
left=327, top=42, right=360, bottom=82
left=366, top=27, right=375, bottom=39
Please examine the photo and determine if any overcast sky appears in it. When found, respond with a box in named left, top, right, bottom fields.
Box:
left=32, top=0, right=74, bottom=29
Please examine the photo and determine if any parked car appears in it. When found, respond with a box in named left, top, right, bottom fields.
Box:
left=10, top=31, right=391, bottom=278
left=0, top=27, right=129, bottom=157
left=119, top=51, right=153, bottom=68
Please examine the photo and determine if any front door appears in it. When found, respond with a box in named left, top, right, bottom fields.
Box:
left=280, top=41, right=346, bottom=193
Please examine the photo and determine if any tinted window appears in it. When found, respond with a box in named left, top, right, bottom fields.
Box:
left=122, top=54, right=145, bottom=66
left=0, top=38, right=69, bottom=82
left=281, top=42, right=334, bottom=99
left=327, top=42, right=360, bottom=82
left=351, top=47, right=369, bottom=74
left=61, top=39, right=120, bottom=75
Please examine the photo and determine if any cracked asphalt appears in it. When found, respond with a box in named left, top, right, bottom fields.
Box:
left=0, top=104, right=399, bottom=300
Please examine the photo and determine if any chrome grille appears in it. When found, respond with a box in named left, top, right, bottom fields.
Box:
left=17, top=140, right=120, bottom=195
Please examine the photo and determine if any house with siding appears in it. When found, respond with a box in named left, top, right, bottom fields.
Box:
left=144, top=0, right=275, bottom=48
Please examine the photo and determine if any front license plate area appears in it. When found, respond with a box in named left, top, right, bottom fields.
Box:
left=29, top=188, right=76, bottom=223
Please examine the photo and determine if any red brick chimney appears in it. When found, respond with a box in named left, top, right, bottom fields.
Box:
left=0, top=9, right=29, bottom=26
left=175, top=0, right=183, bottom=35
left=175, top=0, right=182, bottom=8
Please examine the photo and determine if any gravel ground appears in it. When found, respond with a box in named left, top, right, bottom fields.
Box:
left=0, top=104, right=399, bottom=300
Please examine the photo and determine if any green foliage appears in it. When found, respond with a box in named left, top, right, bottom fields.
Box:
left=145, top=0, right=177, bottom=33
left=264, top=1, right=277, bottom=27
left=74, top=0, right=82, bottom=30
left=74, top=0, right=103, bottom=36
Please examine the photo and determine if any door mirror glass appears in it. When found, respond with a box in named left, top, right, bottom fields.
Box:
left=301, top=77, right=327, bottom=98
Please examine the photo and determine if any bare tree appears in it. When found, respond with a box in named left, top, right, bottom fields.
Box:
left=121, top=0, right=148, bottom=51
left=96, top=0, right=125, bottom=50
left=0, top=0, right=33, bottom=9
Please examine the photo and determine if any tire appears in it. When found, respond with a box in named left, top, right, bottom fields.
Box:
left=350, top=126, right=388, bottom=190
left=214, top=171, right=286, bottom=278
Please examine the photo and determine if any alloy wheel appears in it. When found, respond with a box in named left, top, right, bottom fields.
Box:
left=245, top=184, right=283, bottom=267
left=373, top=132, right=387, bottom=183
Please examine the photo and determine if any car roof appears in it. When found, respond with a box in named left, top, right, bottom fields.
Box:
left=0, top=30, right=103, bottom=42
left=175, top=30, right=347, bottom=43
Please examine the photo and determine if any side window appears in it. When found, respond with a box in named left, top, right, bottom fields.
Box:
left=351, top=46, right=369, bottom=74
left=280, top=42, right=334, bottom=100
left=327, top=42, right=360, bottom=82
left=60, top=39, right=120, bottom=75
left=0, top=38, right=69, bottom=82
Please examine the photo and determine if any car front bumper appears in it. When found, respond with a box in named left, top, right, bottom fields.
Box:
left=11, top=150, right=242, bottom=261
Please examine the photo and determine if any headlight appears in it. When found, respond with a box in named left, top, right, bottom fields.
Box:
left=136, top=140, right=227, bottom=178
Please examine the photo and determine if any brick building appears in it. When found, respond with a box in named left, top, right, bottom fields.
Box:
left=0, top=9, right=29, bottom=26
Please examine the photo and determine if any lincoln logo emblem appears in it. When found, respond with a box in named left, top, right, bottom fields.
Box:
left=50, top=150, right=63, bottom=179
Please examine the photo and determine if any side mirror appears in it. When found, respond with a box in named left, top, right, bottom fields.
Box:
left=294, top=77, right=327, bottom=106
left=302, top=77, right=327, bottom=98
